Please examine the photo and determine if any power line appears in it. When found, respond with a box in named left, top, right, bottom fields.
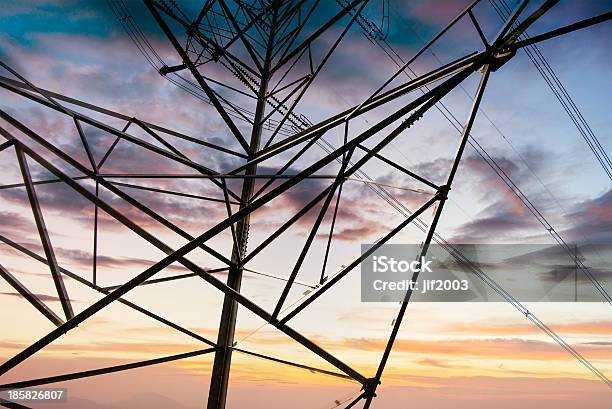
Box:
left=490, top=0, right=612, bottom=180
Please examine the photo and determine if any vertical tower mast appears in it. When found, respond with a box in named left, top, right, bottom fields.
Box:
left=207, top=2, right=281, bottom=407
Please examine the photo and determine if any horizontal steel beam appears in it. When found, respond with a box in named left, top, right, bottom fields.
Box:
left=231, top=347, right=353, bottom=381
left=513, top=11, right=612, bottom=49
left=0, top=348, right=217, bottom=389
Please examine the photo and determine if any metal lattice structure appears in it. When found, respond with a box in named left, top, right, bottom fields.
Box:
left=0, top=1, right=611, bottom=408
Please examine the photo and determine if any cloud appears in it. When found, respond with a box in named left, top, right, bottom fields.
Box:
left=337, top=336, right=612, bottom=360
left=404, top=0, right=472, bottom=28
left=0, top=210, right=34, bottom=232
left=448, top=151, right=555, bottom=242
left=0, top=339, right=203, bottom=357
left=54, top=247, right=207, bottom=275
left=322, top=225, right=384, bottom=242
left=450, top=200, right=537, bottom=242
left=447, top=320, right=612, bottom=336
left=0, top=290, right=80, bottom=303
left=416, top=358, right=468, bottom=369
left=248, top=173, right=393, bottom=242
left=561, top=188, right=612, bottom=243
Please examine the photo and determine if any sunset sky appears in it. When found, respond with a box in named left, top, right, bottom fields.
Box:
left=0, top=1, right=611, bottom=408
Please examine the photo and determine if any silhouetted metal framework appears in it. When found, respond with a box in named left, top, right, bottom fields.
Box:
left=0, top=1, right=611, bottom=408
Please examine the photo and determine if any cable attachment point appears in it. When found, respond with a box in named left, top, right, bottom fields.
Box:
left=159, top=63, right=187, bottom=76
left=361, top=377, right=381, bottom=399
left=437, top=184, right=451, bottom=200
left=489, top=46, right=516, bottom=71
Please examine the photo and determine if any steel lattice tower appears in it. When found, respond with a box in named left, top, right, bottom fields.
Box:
left=0, top=1, right=611, bottom=408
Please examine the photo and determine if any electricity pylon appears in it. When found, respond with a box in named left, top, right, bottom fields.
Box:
left=0, top=1, right=610, bottom=408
